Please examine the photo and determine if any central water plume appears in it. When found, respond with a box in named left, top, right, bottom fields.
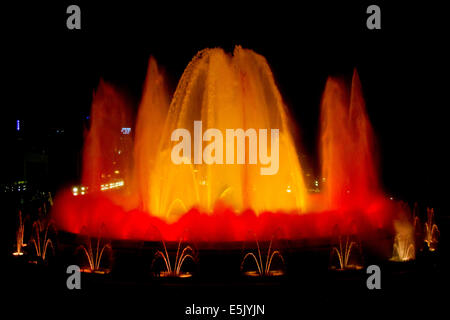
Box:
left=148, top=47, right=307, bottom=221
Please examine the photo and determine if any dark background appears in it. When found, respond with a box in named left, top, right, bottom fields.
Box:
left=2, top=1, right=447, bottom=211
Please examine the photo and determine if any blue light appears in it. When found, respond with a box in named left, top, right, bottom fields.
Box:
left=121, top=127, right=131, bottom=135
left=16, top=120, right=20, bottom=131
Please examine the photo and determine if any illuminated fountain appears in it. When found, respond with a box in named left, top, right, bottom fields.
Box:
left=319, top=71, right=379, bottom=212
left=391, top=206, right=416, bottom=262
left=329, top=236, right=363, bottom=271
left=329, top=227, right=363, bottom=271
left=149, top=47, right=307, bottom=220
left=241, top=237, right=285, bottom=277
left=52, top=46, right=409, bottom=246
left=151, top=238, right=196, bottom=278
left=30, top=219, right=55, bottom=263
left=391, top=233, right=415, bottom=262
left=12, top=211, right=26, bottom=256
left=76, top=228, right=112, bottom=274
left=424, top=208, right=439, bottom=251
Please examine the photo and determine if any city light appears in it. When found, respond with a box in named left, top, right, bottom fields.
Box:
left=72, top=185, right=89, bottom=196
left=2, top=181, right=28, bottom=193
left=100, top=180, right=125, bottom=191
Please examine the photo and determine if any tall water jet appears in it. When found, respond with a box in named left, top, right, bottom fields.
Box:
left=319, top=70, right=379, bottom=212
left=133, top=57, right=170, bottom=213
left=151, top=46, right=307, bottom=221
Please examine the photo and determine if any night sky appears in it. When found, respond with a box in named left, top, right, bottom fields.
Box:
left=3, top=1, right=448, bottom=212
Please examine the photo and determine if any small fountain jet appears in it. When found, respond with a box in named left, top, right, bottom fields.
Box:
left=76, top=231, right=112, bottom=274
left=12, top=211, right=26, bottom=256
left=152, top=238, right=196, bottom=278
left=424, top=208, right=439, bottom=251
left=330, top=235, right=363, bottom=270
left=30, top=219, right=55, bottom=263
left=391, top=233, right=415, bottom=262
left=241, top=238, right=285, bottom=277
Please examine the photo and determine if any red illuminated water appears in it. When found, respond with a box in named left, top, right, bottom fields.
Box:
left=52, top=47, right=404, bottom=242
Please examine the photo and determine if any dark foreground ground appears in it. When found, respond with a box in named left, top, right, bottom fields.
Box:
left=5, top=216, right=450, bottom=319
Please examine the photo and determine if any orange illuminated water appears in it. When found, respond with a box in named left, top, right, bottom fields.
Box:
left=53, top=47, right=403, bottom=242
